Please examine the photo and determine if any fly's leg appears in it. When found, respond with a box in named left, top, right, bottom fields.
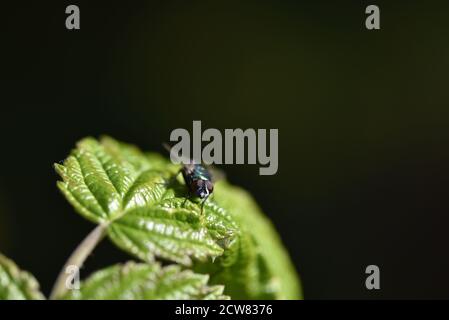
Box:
left=200, top=196, right=209, bottom=215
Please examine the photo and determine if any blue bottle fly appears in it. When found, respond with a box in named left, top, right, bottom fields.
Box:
left=181, top=163, right=214, bottom=212
left=163, top=144, right=214, bottom=214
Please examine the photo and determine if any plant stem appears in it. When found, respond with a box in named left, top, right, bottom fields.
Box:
left=49, top=223, right=108, bottom=299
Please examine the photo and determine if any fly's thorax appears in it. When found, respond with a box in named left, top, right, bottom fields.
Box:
left=192, top=164, right=212, bottom=181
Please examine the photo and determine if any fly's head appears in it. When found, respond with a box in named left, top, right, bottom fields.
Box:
left=192, top=179, right=214, bottom=199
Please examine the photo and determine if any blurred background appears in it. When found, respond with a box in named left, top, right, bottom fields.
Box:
left=2, top=0, right=449, bottom=298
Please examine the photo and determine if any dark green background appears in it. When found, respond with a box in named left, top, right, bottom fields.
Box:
left=2, top=1, right=449, bottom=298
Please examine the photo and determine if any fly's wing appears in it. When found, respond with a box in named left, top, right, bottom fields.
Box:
left=206, top=164, right=226, bottom=183
left=163, top=143, right=225, bottom=182
left=162, top=143, right=197, bottom=165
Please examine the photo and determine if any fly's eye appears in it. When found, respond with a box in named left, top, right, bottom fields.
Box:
left=193, top=180, right=209, bottom=198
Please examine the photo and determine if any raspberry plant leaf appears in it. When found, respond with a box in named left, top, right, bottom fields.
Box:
left=55, top=137, right=236, bottom=266
left=64, top=261, right=229, bottom=300
left=0, top=253, right=44, bottom=300
left=55, top=136, right=302, bottom=300
left=194, top=182, right=303, bottom=299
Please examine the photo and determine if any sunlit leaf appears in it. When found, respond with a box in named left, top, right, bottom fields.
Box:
left=64, top=261, right=229, bottom=300
left=0, top=253, right=44, bottom=300
left=56, top=137, right=237, bottom=266
left=194, top=181, right=303, bottom=300
left=56, top=136, right=302, bottom=299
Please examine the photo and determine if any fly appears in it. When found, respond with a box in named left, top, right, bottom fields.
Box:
left=163, top=144, right=214, bottom=214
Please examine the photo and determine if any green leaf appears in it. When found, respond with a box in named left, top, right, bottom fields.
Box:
left=194, top=181, right=303, bottom=300
left=56, top=137, right=237, bottom=266
left=64, top=261, right=229, bottom=300
left=0, top=253, right=44, bottom=300
left=56, top=136, right=302, bottom=299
